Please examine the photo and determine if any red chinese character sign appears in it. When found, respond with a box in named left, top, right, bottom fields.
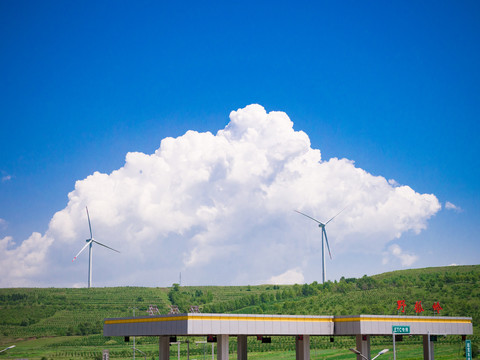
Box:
left=415, top=301, right=424, bottom=314
left=394, top=300, right=444, bottom=315
left=433, top=302, right=443, bottom=314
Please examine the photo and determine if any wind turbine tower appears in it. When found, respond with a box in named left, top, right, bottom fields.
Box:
left=72, top=207, right=120, bottom=288
left=295, top=208, right=345, bottom=284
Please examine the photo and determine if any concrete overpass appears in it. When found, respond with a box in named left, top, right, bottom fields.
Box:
left=103, top=313, right=473, bottom=360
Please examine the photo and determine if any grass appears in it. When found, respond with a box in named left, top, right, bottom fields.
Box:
left=0, top=335, right=472, bottom=359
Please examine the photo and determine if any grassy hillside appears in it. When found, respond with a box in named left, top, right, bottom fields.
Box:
left=0, top=265, right=478, bottom=359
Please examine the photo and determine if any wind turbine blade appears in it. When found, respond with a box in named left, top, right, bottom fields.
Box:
left=86, top=207, right=93, bottom=239
left=323, top=228, right=332, bottom=259
left=294, top=210, right=325, bottom=226
left=325, top=206, right=347, bottom=225
left=72, top=240, right=93, bottom=261
left=92, top=240, right=120, bottom=253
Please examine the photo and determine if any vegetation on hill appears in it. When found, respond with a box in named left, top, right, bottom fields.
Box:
left=168, top=265, right=479, bottom=324
left=0, top=265, right=478, bottom=359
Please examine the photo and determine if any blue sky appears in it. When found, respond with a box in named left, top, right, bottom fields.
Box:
left=0, top=1, right=479, bottom=287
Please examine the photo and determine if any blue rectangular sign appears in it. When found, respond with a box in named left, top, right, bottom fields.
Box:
left=466, top=340, right=472, bottom=360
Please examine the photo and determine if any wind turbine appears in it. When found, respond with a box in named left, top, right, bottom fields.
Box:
left=72, top=207, right=120, bottom=288
left=294, top=208, right=345, bottom=284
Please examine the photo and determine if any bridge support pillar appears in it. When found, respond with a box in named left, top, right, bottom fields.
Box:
left=237, top=335, right=248, bottom=360
left=159, top=336, right=170, bottom=360
left=295, top=335, right=310, bottom=360
left=423, top=335, right=435, bottom=360
left=218, top=334, right=229, bottom=360
left=355, top=335, right=370, bottom=360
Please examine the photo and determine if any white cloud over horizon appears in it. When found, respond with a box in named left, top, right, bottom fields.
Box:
left=382, top=244, right=419, bottom=267
left=269, top=268, right=305, bottom=285
left=0, top=104, right=441, bottom=287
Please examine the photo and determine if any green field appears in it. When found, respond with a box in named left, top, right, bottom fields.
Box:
left=0, top=334, right=473, bottom=360
left=0, top=265, right=478, bottom=359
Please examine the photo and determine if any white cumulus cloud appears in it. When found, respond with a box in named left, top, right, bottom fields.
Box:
left=383, top=244, right=419, bottom=267
left=0, top=234, right=53, bottom=287
left=0, top=104, right=441, bottom=287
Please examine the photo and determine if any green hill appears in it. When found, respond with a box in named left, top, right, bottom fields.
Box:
left=0, top=265, right=478, bottom=359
